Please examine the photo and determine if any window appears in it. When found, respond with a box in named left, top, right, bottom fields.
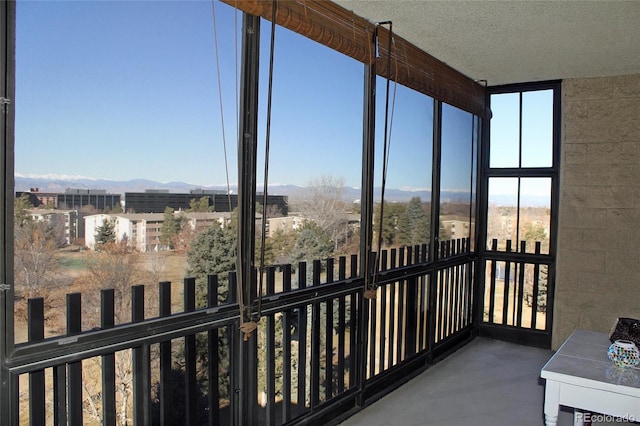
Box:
left=486, top=86, right=558, bottom=255
left=374, top=80, right=433, bottom=251
left=439, top=103, right=479, bottom=251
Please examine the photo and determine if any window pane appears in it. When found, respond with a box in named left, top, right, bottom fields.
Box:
left=487, top=177, right=518, bottom=250
left=374, top=80, right=433, bottom=251
left=15, top=1, right=239, bottom=339
left=440, top=103, right=473, bottom=245
left=519, top=178, right=551, bottom=254
left=489, top=93, right=520, bottom=168
left=522, top=90, right=554, bottom=167
left=258, top=21, right=364, bottom=266
left=470, top=116, right=479, bottom=250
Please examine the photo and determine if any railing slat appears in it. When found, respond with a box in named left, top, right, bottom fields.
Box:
left=516, top=241, right=527, bottom=327
left=337, top=256, right=346, bottom=393
left=266, top=268, right=276, bottom=426
left=296, top=262, right=307, bottom=416
left=531, top=243, right=542, bottom=329
left=502, top=240, right=513, bottom=325
left=158, top=281, right=173, bottom=426
left=325, top=258, right=334, bottom=399
left=207, top=275, right=220, bottom=426
left=132, top=285, right=150, bottom=425
left=378, top=250, right=387, bottom=372
left=387, top=249, right=396, bottom=366
left=67, top=293, right=83, bottom=425
left=28, top=298, right=45, bottom=426
left=101, top=289, right=116, bottom=426
left=310, top=261, right=321, bottom=407
left=53, top=365, right=67, bottom=426
left=396, top=248, right=406, bottom=363
left=281, top=265, right=292, bottom=422
left=184, top=277, right=197, bottom=426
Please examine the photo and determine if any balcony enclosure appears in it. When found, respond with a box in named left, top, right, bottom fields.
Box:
left=1, top=1, right=639, bottom=425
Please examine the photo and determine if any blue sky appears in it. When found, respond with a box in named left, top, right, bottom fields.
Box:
left=15, top=0, right=551, bottom=200
left=17, top=1, right=240, bottom=186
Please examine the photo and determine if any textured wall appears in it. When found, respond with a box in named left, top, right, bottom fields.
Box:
left=554, top=74, right=640, bottom=349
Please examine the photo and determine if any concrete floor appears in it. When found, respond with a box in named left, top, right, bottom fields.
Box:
left=340, top=337, right=636, bottom=426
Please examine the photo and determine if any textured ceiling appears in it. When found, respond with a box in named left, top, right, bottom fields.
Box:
left=334, top=0, right=640, bottom=86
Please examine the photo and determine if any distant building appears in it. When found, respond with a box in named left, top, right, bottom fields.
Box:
left=16, top=188, right=121, bottom=211
left=440, top=215, right=472, bottom=240
left=123, top=190, right=223, bottom=213
left=27, top=208, right=78, bottom=245
left=84, top=211, right=232, bottom=252
left=57, top=188, right=122, bottom=211
left=266, top=214, right=303, bottom=237
left=16, top=188, right=58, bottom=208
left=124, top=190, right=288, bottom=215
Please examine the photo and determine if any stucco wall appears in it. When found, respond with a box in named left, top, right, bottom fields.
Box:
left=554, top=74, right=640, bottom=349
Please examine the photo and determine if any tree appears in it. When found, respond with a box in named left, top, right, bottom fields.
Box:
left=15, top=193, right=34, bottom=227
left=161, top=207, right=185, bottom=248
left=189, top=196, right=211, bottom=212
left=373, top=201, right=405, bottom=247
left=186, top=222, right=236, bottom=305
left=94, top=218, right=116, bottom=249
left=522, top=221, right=548, bottom=249
left=14, top=221, right=59, bottom=300
left=288, top=222, right=333, bottom=268
left=109, top=203, right=124, bottom=214
left=185, top=222, right=237, bottom=405
left=295, top=175, right=349, bottom=253
left=396, top=197, right=430, bottom=246
left=268, top=229, right=297, bottom=264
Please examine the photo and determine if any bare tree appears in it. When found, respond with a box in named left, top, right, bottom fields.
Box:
left=14, top=221, right=59, bottom=300
left=294, top=175, right=350, bottom=253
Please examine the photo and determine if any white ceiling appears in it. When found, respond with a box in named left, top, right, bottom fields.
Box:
left=334, top=0, right=640, bottom=86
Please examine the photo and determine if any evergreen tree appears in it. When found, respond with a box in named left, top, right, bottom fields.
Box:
left=268, top=229, right=297, bottom=264
left=185, top=223, right=237, bottom=403
left=189, top=196, right=211, bottom=212
left=94, top=218, right=116, bottom=249
left=161, top=207, right=184, bottom=248
left=15, top=193, right=34, bottom=227
left=288, top=221, right=333, bottom=268
left=374, top=201, right=405, bottom=246
left=397, top=197, right=430, bottom=246
left=186, top=222, right=236, bottom=305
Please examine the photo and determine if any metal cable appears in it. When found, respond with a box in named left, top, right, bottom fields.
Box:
left=257, top=0, right=278, bottom=320
left=369, top=22, right=397, bottom=295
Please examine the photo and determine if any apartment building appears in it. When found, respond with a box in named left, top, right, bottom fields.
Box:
left=84, top=211, right=232, bottom=252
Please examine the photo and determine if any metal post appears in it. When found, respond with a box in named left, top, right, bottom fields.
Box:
left=0, top=2, right=16, bottom=425
left=236, top=12, right=260, bottom=426
left=427, top=100, right=442, bottom=360
left=357, top=36, right=376, bottom=405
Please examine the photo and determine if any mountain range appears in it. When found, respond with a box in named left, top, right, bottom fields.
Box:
left=15, top=174, right=548, bottom=206
left=15, top=174, right=442, bottom=203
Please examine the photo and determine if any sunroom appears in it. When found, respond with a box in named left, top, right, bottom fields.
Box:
left=1, top=1, right=639, bottom=425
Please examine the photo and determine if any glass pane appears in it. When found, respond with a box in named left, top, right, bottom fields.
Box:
left=258, top=21, right=364, bottom=268
left=440, top=103, right=473, bottom=248
left=489, top=93, right=520, bottom=168
left=15, top=1, right=238, bottom=338
left=518, top=178, right=551, bottom=254
left=470, top=116, right=479, bottom=250
left=522, top=90, right=553, bottom=167
left=373, top=79, right=433, bottom=253
left=486, top=177, right=518, bottom=251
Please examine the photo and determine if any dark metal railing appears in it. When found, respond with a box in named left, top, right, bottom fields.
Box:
left=480, top=238, right=553, bottom=347
left=8, top=239, right=477, bottom=425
